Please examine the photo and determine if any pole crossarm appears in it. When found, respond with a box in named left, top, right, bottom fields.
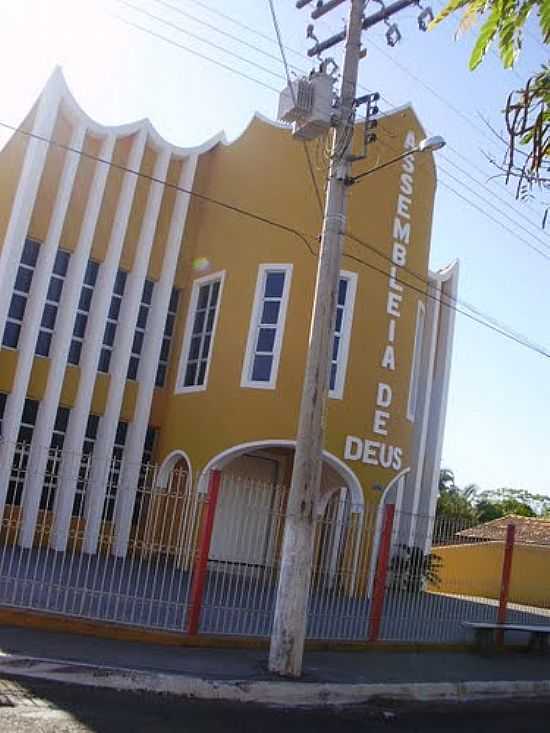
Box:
left=363, top=0, right=420, bottom=29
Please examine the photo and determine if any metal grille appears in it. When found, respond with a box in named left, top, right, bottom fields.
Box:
left=0, top=446, right=548, bottom=645
left=0, top=445, right=197, bottom=631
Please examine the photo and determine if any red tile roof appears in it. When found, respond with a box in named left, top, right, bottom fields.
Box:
left=459, top=514, right=550, bottom=546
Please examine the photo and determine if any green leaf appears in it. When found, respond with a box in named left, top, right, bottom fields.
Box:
left=469, top=5, right=500, bottom=69
left=540, top=0, right=550, bottom=42
left=429, top=0, right=473, bottom=28
left=516, top=0, right=537, bottom=27
left=498, top=16, right=520, bottom=67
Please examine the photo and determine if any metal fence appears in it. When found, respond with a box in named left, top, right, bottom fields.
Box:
left=374, top=507, right=550, bottom=643
left=0, top=440, right=548, bottom=644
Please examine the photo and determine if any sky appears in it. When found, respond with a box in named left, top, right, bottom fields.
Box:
left=0, top=0, right=548, bottom=496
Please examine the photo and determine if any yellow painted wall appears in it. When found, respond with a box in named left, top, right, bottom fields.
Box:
left=0, top=93, right=437, bottom=501
left=432, top=542, right=550, bottom=608
left=159, top=107, right=436, bottom=503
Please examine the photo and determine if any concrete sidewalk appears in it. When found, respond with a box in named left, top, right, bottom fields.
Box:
left=0, top=625, right=548, bottom=706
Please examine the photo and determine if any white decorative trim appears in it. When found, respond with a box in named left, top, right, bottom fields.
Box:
left=366, top=466, right=411, bottom=597
left=419, top=261, right=460, bottom=553
left=83, top=146, right=171, bottom=556
left=13, top=121, right=87, bottom=547
left=0, top=71, right=62, bottom=342
left=240, top=264, right=293, bottom=390
left=156, top=449, right=193, bottom=489
left=41, top=133, right=116, bottom=551
left=175, top=271, right=226, bottom=394
left=406, top=299, right=426, bottom=422
left=329, top=270, right=358, bottom=401
left=55, top=127, right=147, bottom=554
left=399, top=277, right=442, bottom=548
left=112, top=156, right=198, bottom=558
left=196, top=439, right=364, bottom=512
left=0, top=76, right=64, bottom=517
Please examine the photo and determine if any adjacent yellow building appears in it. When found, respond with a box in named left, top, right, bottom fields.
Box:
left=0, top=69, right=458, bottom=575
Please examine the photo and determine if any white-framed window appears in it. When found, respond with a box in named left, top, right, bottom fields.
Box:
left=98, top=268, right=127, bottom=374
left=127, top=278, right=155, bottom=381
left=36, top=249, right=71, bottom=357
left=407, top=299, right=426, bottom=422
left=73, top=413, right=100, bottom=517
left=155, top=288, right=180, bottom=388
left=40, top=405, right=70, bottom=511
left=241, top=264, right=292, bottom=389
left=176, top=271, right=225, bottom=393
left=8, top=397, right=39, bottom=506
left=2, top=238, right=40, bottom=349
left=329, top=271, right=358, bottom=400
left=68, top=259, right=99, bottom=366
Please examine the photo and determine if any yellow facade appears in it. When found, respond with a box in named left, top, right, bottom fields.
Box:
left=0, top=70, right=459, bottom=585
left=0, top=95, right=436, bottom=504
left=433, top=542, right=550, bottom=608
left=156, top=109, right=435, bottom=502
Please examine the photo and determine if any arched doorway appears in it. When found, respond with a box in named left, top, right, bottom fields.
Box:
left=200, top=441, right=364, bottom=575
left=138, top=450, right=193, bottom=560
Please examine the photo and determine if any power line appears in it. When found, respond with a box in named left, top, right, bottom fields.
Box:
left=149, top=0, right=307, bottom=76
left=1, top=118, right=549, bottom=363
left=266, top=0, right=324, bottom=214
left=110, top=12, right=280, bottom=92
left=170, top=0, right=547, bottom=228
left=116, top=0, right=286, bottom=82
left=113, top=5, right=550, bottom=265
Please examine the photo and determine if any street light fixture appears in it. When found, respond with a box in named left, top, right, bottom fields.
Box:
left=346, top=134, right=446, bottom=185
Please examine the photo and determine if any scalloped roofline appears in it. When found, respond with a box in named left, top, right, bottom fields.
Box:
left=48, top=67, right=225, bottom=158
left=29, top=69, right=423, bottom=158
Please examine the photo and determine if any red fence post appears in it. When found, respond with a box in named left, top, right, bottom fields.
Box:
left=186, top=470, right=221, bottom=636
left=367, top=503, right=395, bottom=643
left=496, top=523, right=515, bottom=647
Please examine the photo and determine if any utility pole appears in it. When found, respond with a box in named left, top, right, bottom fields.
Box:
left=268, top=0, right=435, bottom=678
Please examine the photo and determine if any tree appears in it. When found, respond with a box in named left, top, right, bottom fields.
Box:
left=475, top=486, right=550, bottom=521
left=432, top=1, right=550, bottom=223
left=436, top=469, right=479, bottom=521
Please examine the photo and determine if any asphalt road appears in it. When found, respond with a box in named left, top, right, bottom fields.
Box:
left=0, top=676, right=548, bottom=732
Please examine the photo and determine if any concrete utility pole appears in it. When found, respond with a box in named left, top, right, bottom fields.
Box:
left=268, top=0, right=365, bottom=678
left=269, top=0, right=435, bottom=678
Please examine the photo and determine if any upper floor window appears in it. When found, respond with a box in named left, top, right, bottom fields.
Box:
left=127, top=278, right=155, bottom=381
left=98, top=269, right=127, bottom=374
left=329, top=271, right=358, bottom=400
left=0, top=393, right=7, bottom=437
left=73, top=413, right=100, bottom=517
left=103, top=420, right=128, bottom=522
left=155, top=288, right=180, bottom=388
left=2, top=238, right=40, bottom=349
left=40, top=405, right=70, bottom=511
left=68, top=259, right=99, bottom=366
left=176, top=272, right=225, bottom=393
left=241, top=264, right=292, bottom=389
left=7, top=397, right=39, bottom=506
left=407, top=299, right=426, bottom=422
left=36, top=249, right=70, bottom=357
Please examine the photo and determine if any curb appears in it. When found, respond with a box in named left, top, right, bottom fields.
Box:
left=0, top=653, right=549, bottom=706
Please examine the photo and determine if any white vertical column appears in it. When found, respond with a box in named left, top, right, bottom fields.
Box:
left=0, top=73, right=62, bottom=335
left=112, top=155, right=197, bottom=557
left=398, top=283, right=441, bottom=548
left=39, top=133, right=116, bottom=550
left=82, top=146, right=171, bottom=555
left=0, top=79, right=63, bottom=516
left=52, top=128, right=147, bottom=552
left=418, top=264, right=459, bottom=553
left=3, top=121, right=86, bottom=548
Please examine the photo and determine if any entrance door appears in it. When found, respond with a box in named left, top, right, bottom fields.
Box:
left=209, top=454, right=280, bottom=567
